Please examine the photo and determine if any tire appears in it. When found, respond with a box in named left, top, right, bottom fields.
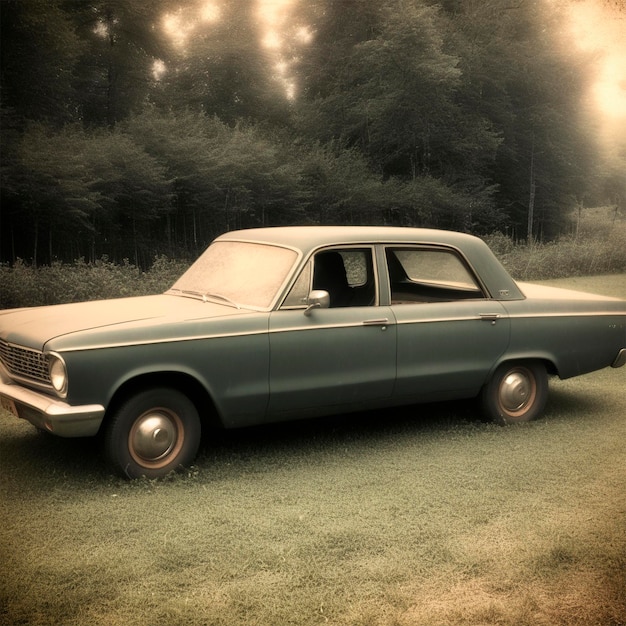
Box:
left=481, top=361, right=548, bottom=425
left=103, top=388, right=201, bottom=479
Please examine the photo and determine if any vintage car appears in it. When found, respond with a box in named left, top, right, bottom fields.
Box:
left=1, top=226, right=625, bottom=478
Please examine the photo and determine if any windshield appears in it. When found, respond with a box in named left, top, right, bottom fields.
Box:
left=169, top=241, right=298, bottom=309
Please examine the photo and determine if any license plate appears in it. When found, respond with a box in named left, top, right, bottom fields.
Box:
left=1, top=394, right=18, bottom=417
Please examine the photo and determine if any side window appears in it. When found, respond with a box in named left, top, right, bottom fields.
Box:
left=386, top=247, right=483, bottom=304
left=282, top=248, right=376, bottom=309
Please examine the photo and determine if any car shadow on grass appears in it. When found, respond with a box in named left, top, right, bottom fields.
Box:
left=1, top=399, right=487, bottom=486
left=198, top=398, right=489, bottom=466
left=2, top=383, right=595, bottom=486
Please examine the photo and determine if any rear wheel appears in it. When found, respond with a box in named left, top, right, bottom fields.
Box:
left=104, top=388, right=201, bottom=479
left=481, top=361, right=548, bottom=425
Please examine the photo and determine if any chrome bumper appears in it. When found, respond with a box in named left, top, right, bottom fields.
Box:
left=0, top=379, right=105, bottom=437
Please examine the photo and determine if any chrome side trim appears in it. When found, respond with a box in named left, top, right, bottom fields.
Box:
left=60, top=320, right=392, bottom=350
left=53, top=328, right=269, bottom=353
left=270, top=320, right=385, bottom=334
left=395, top=315, right=486, bottom=325
left=37, top=310, right=626, bottom=354
left=507, top=311, right=624, bottom=320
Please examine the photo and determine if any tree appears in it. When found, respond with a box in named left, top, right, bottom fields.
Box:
left=291, top=0, right=503, bottom=230
left=441, top=0, right=598, bottom=239
left=70, top=0, right=173, bottom=128
left=123, top=108, right=306, bottom=250
left=158, top=0, right=290, bottom=124
left=0, top=0, right=84, bottom=124
left=82, top=129, right=174, bottom=264
left=2, top=123, right=103, bottom=264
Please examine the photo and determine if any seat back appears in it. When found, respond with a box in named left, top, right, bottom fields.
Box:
left=313, top=251, right=352, bottom=307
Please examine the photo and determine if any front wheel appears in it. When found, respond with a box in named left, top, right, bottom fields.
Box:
left=104, top=388, right=201, bottom=479
left=481, top=361, right=548, bottom=425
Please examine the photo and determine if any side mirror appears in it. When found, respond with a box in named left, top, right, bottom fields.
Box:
left=304, top=290, right=330, bottom=316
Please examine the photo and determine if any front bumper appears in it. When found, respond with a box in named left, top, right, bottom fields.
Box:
left=0, top=379, right=105, bottom=437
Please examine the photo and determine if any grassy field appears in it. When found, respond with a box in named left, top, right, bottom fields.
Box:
left=1, top=275, right=625, bottom=626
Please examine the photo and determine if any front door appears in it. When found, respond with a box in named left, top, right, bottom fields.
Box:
left=267, top=247, right=396, bottom=419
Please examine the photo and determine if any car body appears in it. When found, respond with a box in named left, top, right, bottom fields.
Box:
left=1, top=226, right=625, bottom=478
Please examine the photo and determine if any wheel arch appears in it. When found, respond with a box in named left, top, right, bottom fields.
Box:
left=102, top=371, right=224, bottom=435
left=486, top=353, right=559, bottom=383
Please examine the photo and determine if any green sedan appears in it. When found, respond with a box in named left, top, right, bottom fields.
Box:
left=1, top=227, right=625, bottom=478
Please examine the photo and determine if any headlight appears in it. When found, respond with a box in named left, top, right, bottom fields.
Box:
left=48, top=353, right=68, bottom=397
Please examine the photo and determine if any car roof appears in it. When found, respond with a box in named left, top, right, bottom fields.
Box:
left=219, top=225, right=481, bottom=251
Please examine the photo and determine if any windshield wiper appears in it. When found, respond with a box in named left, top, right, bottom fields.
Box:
left=202, top=292, right=241, bottom=309
left=169, top=288, right=240, bottom=309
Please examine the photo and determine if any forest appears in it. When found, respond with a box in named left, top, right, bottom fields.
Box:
left=1, top=0, right=625, bottom=267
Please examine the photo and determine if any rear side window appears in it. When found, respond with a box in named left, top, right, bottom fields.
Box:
left=386, top=247, right=484, bottom=303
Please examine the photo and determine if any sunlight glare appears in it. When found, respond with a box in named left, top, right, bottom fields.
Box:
left=162, top=11, right=192, bottom=48
left=263, top=31, right=283, bottom=50
left=569, top=0, right=626, bottom=120
left=162, top=2, right=222, bottom=50
left=93, top=21, right=108, bottom=38
left=258, top=0, right=293, bottom=50
left=200, top=2, right=221, bottom=23
left=257, top=0, right=299, bottom=98
left=295, top=26, right=313, bottom=45
left=152, top=59, right=167, bottom=81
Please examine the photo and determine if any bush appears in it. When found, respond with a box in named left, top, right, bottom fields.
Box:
left=2, top=214, right=625, bottom=309
left=0, top=256, right=189, bottom=309
left=483, top=207, right=626, bottom=280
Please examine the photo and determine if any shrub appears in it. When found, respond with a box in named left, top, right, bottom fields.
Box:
left=0, top=256, right=189, bottom=309
left=484, top=233, right=626, bottom=280
left=2, top=215, right=625, bottom=309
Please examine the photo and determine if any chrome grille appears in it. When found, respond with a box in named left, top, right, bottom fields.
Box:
left=0, top=339, right=51, bottom=386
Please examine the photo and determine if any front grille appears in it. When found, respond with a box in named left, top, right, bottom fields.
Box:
left=0, top=339, right=51, bottom=386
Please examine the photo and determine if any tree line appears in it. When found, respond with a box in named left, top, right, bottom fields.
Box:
left=1, top=0, right=623, bottom=267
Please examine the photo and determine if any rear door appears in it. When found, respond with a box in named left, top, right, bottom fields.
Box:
left=384, top=246, right=510, bottom=401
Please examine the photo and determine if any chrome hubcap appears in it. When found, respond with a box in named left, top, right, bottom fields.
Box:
left=130, top=410, right=181, bottom=464
left=500, top=370, right=533, bottom=414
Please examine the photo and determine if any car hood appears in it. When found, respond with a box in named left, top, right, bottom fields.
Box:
left=0, top=294, right=246, bottom=351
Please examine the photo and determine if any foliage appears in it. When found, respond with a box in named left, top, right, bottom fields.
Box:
left=1, top=0, right=624, bottom=265
left=443, top=1, right=599, bottom=239
left=0, top=256, right=187, bottom=309
left=2, top=219, right=625, bottom=310
left=485, top=206, right=626, bottom=280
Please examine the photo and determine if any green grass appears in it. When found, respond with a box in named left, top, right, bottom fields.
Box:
left=1, top=275, right=625, bottom=626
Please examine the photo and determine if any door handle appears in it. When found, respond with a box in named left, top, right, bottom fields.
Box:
left=363, top=318, right=389, bottom=327
left=480, top=313, right=500, bottom=324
